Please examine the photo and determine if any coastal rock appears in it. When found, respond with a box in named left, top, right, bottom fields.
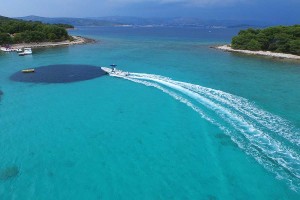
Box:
left=0, top=166, right=19, bottom=180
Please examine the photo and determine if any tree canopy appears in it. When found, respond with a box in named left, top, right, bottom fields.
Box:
left=0, top=16, right=73, bottom=45
left=231, top=25, right=300, bottom=55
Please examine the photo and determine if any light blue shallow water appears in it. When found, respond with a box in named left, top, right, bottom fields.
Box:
left=1, top=27, right=300, bottom=199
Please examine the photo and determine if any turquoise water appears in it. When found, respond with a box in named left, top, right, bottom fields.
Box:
left=1, top=27, right=300, bottom=199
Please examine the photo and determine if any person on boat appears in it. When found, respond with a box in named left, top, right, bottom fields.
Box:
left=110, top=64, right=117, bottom=73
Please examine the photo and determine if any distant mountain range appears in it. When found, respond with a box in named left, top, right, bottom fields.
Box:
left=17, top=15, right=270, bottom=28
left=17, top=16, right=121, bottom=27
left=93, top=16, right=270, bottom=28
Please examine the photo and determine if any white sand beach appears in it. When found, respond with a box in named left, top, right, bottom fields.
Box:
left=9, top=36, right=95, bottom=49
left=216, top=45, right=300, bottom=60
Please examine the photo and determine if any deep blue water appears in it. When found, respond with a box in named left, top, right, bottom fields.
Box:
left=0, top=26, right=300, bottom=199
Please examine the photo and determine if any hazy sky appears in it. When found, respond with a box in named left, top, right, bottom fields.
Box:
left=0, top=0, right=299, bottom=24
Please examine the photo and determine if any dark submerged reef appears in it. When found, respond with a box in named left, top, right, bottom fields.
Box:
left=10, top=64, right=107, bottom=83
left=0, top=166, right=19, bottom=181
left=0, top=90, right=3, bottom=101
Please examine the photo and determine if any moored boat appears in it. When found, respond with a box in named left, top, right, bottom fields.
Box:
left=1, top=47, right=12, bottom=52
left=19, top=48, right=32, bottom=56
left=22, top=69, right=35, bottom=73
left=12, top=48, right=22, bottom=52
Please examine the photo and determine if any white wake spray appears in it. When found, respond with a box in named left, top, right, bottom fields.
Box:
left=115, top=71, right=300, bottom=192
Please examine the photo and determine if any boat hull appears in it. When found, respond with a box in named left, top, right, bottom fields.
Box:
left=19, top=53, right=32, bottom=56
left=101, top=67, right=129, bottom=77
left=22, top=69, right=35, bottom=73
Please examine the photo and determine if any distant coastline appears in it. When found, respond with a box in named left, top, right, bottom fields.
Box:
left=9, top=36, right=96, bottom=49
left=216, top=45, right=300, bottom=60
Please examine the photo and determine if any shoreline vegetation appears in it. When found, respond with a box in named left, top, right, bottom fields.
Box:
left=231, top=26, right=300, bottom=55
left=216, top=25, right=300, bottom=60
left=215, top=45, right=300, bottom=60
left=0, top=15, right=95, bottom=50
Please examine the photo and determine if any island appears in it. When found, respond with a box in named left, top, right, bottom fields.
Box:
left=216, top=25, right=300, bottom=60
left=0, top=15, right=93, bottom=49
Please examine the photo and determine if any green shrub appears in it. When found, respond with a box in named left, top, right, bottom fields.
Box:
left=0, top=16, right=72, bottom=45
left=289, top=39, right=300, bottom=55
left=0, top=32, right=12, bottom=44
left=231, top=25, right=300, bottom=55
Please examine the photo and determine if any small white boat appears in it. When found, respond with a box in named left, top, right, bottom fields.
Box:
left=12, top=48, right=22, bottom=52
left=22, top=68, right=35, bottom=73
left=19, top=48, right=32, bottom=56
left=1, top=47, right=12, bottom=52
left=101, top=66, right=129, bottom=77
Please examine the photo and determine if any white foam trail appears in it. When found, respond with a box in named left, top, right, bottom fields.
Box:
left=123, top=77, right=226, bottom=132
left=131, top=73, right=300, bottom=146
left=117, top=72, right=300, bottom=192
left=169, top=80, right=300, bottom=147
left=124, top=77, right=251, bottom=156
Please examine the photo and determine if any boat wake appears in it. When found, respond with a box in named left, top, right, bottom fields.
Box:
left=115, top=70, right=300, bottom=192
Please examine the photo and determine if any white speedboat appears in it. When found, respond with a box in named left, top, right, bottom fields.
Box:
left=19, top=48, right=32, bottom=56
left=101, top=67, right=129, bottom=77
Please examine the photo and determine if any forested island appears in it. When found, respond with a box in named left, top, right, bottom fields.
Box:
left=0, top=15, right=74, bottom=45
left=231, top=25, right=300, bottom=55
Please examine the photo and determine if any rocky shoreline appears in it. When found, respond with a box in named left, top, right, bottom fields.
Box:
left=215, top=45, right=300, bottom=60
left=9, top=36, right=96, bottom=49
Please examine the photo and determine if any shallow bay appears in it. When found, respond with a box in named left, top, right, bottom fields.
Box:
left=0, top=26, right=300, bottom=199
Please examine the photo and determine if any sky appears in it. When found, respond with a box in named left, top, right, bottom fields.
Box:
left=0, top=0, right=299, bottom=24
